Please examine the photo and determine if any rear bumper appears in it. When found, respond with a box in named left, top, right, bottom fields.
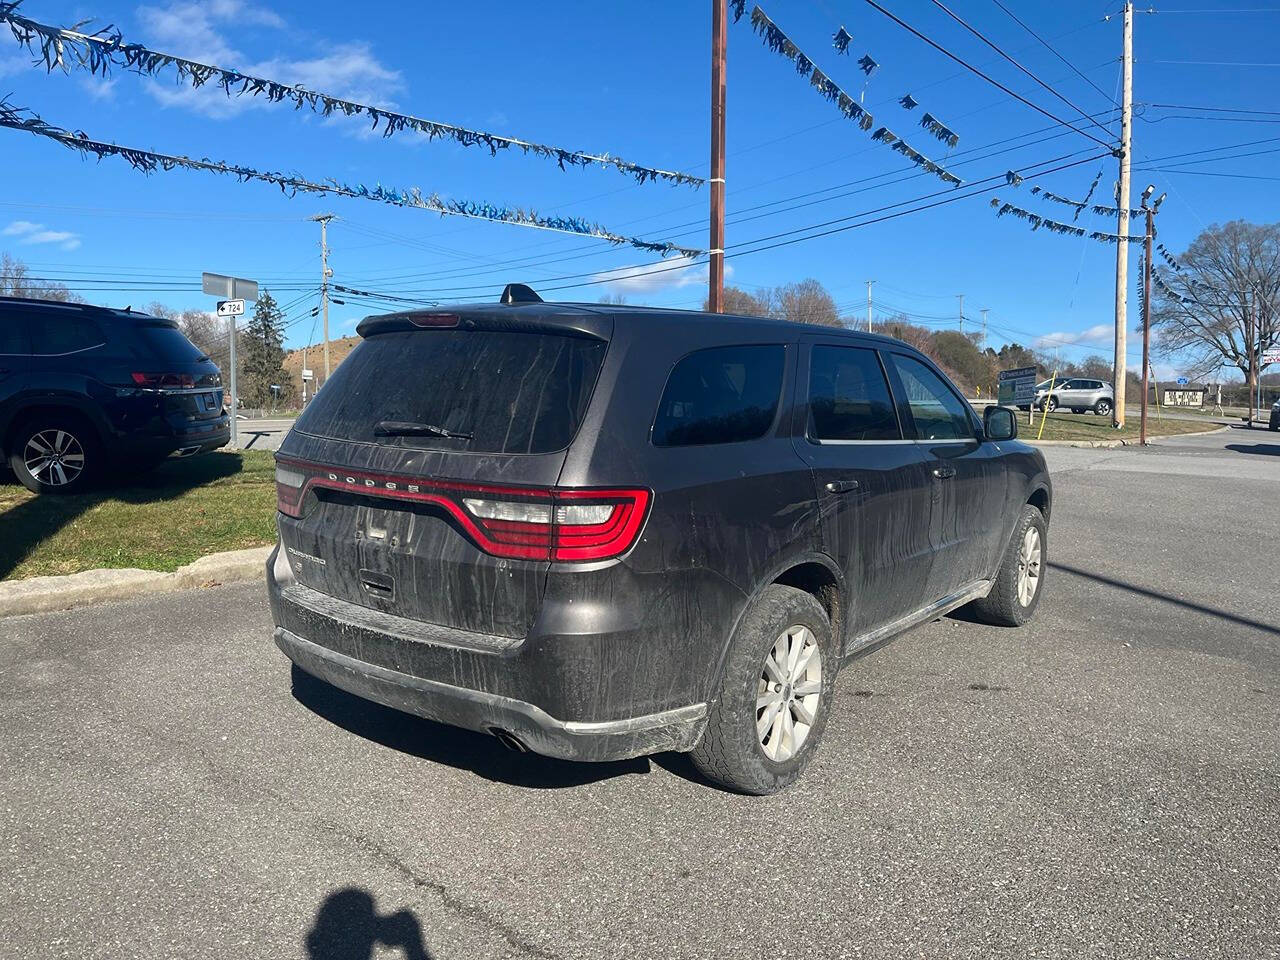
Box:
left=115, top=416, right=231, bottom=460
left=274, top=626, right=705, bottom=762
left=266, top=544, right=708, bottom=762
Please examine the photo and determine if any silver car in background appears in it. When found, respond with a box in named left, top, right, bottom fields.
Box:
left=1030, top=378, right=1115, bottom=416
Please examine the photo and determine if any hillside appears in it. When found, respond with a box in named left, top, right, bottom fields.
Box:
left=282, top=335, right=361, bottom=397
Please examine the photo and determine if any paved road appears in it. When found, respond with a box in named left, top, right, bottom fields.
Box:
left=3, top=428, right=1278, bottom=959
left=233, top=417, right=296, bottom=452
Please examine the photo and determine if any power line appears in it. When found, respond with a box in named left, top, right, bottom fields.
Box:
left=926, top=0, right=1115, bottom=137
left=860, top=0, right=1116, bottom=149
left=989, top=0, right=1119, bottom=104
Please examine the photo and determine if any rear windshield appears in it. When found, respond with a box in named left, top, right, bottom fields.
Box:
left=295, top=329, right=606, bottom=454
left=133, top=322, right=208, bottom=362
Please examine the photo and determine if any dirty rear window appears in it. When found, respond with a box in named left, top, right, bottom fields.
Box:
left=295, top=329, right=606, bottom=454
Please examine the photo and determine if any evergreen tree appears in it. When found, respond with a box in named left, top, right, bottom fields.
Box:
left=241, top=290, right=292, bottom=408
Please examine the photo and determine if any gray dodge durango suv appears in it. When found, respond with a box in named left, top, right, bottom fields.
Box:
left=268, top=293, right=1051, bottom=793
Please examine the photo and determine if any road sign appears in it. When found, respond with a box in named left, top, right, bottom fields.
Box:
left=1176, top=376, right=1189, bottom=385
left=997, top=365, right=1037, bottom=406
left=216, top=299, right=245, bottom=318
left=1263, top=352, right=1280, bottom=365
left=202, top=272, right=259, bottom=302
left=301, top=368, right=314, bottom=381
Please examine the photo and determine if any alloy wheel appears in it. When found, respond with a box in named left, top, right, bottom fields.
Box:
left=756, top=624, right=823, bottom=762
left=23, top=429, right=86, bottom=488
left=1016, top=526, right=1042, bottom=607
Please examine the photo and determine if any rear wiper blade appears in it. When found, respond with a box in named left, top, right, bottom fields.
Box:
left=374, top=420, right=473, bottom=440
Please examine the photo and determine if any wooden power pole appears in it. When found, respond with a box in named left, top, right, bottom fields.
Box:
left=1140, top=201, right=1154, bottom=446
left=709, top=0, right=727, bottom=313
left=1112, top=1, right=1134, bottom=428
left=309, top=213, right=335, bottom=386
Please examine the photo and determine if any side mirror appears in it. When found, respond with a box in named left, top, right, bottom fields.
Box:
left=984, top=405, right=1018, bottom=442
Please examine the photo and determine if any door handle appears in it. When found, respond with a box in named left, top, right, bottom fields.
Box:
left=825, top=479, right=860, bottom=494
left=932, top=466, right=957, bottom=480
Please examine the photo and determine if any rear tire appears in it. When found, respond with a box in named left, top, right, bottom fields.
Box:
left=1094, top=398, right=1113, bottom=417
left=7, top=414, right=99, bottom=495
left=971, top=505, right=1047, bottom=627
left=690, top=585, right=837, bottom=795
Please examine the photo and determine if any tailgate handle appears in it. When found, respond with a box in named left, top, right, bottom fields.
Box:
left=359, top=569, right=395, bottom=600
left=825, top=479, right=860, bottom=494
left=932, top=466, right=957, bottom=480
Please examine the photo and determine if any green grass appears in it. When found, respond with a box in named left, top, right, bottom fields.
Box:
left=1024, top=410, right=1219, bottom=442
left=0, top=449, right=277, bottom=581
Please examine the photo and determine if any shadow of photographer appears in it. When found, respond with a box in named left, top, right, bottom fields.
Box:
left=306, top=888, right=431, bottom=960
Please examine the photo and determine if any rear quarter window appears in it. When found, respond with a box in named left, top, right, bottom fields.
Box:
left=652, top=344, right=785, bottom=447
left=133, top=322, right=208, bottom=362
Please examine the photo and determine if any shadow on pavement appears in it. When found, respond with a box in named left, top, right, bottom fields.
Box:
left=0, top=453, right=246, bottom=580
left=306, top=888, right=431, bottom=960
left=1051, top=561, right=1280, bottom=638
left=1225, top=442, right=1280, bottom=457
left=290, top=665, right=652, bottom=789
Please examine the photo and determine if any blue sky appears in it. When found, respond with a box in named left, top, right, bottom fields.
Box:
left=1, top=0, right=1277, bottom=377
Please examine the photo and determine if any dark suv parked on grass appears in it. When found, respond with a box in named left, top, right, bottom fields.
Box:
left=269, top=294, right=1051, bottom=793
left=0, top=296, right=229, bottom=494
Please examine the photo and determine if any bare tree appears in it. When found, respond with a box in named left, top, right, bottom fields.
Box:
left=597, top=293, right=629, bottom=305
left=704, top=285, right=770, bottom=316
left=1151, top=220, right=1279, bottom=394
left=0, top=252, right=81, bottom=302
left=771, top=279, right=841, bottom=327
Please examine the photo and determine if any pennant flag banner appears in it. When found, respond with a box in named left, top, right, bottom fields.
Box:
left=990, top=197, right=1143, bottom=244
left=899, top=94, right=919, bottom=110
left=857, top=54, right=879, bottom=76
left=0, top=100, right=704, bottom=258
left=0, top=1, right=702, bottom=188
left=832, top=25, right=853, bottom=54
left=1020, top=177, right=1143, bottom=221
left=742, top=5, right=962, bottom=187
left=919, top=112, right=959, bottom=149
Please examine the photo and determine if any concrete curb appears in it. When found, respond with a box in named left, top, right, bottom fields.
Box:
left=1028, top=425, right=1230, bottom=448
left=0, top=545, right=271, bottom=619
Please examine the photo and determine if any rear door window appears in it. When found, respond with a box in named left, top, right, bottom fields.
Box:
left=28, top=314, right=106, bottom=355
left=887, top=353, right=975, bottom=441
left=652, top=344, right=784, bottom=447
left=807, top=345, right=901, bottom=441
left=295, top=329, right=606, bottom=454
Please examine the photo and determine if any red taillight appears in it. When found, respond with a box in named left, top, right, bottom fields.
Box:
left=132, top=371, right=195, bottom=389
left=273, top=458, right=650, bottom=562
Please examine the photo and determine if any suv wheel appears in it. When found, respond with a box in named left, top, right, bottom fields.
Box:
left=1044, top=396, right=1058, bottom=413
left=1094, top=398, right=1113, bottom=417
left=971, top=505, right=1047, bottom=627
left=8, top=417, right=96, bottom=494
left=690, top=584, right=836, bottom=794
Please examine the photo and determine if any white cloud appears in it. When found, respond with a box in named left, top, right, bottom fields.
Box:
left=135, top=0, right=402, bottom=126
left=591, top=257, right=730, bottom=296
left=3, top=220, right=82, bottom=251
left=1034, top=322, right=1113, bottom=350
left=80, top=75, right=118, bottom=102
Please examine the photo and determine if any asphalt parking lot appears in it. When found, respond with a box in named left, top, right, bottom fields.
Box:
left=2, top=427, right=1277, bottom=959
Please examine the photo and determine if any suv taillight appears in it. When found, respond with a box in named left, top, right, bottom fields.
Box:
left=132, top=372, right=195, bottom=389
left=274, top=458, right=650, bottom=562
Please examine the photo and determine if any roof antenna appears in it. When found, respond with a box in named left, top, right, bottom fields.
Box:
left=499, top=283, right=543, bottom=305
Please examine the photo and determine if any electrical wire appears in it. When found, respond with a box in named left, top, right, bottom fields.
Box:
left=860, top=0, right=1116, bottom=149
left=927, top=0, right=1116, bottom=137
left=989, top=0, right=1119, bottom=104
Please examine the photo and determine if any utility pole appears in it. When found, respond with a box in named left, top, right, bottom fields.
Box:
left=866, top=280, right=874, bottom=333
left=1112, top=0, right=1134, bottom=429
left=1140, top=197, right=1154, bottom=446
left=980, top=308, right=988, bottom=349
left=1247, top=295, right=1257, bottom=427
left=957, top=294, right=964, bottom=334
left=310, top=213, right=335, bottom=386
left=709, top=0, right=727, bottom=313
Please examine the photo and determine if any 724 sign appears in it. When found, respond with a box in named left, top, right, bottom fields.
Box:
left=216, top=299, right=245, bottom=318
